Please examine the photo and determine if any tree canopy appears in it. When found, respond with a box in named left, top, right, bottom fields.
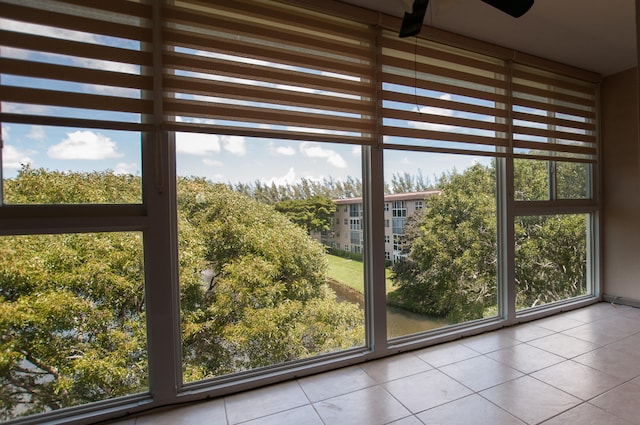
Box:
left=0, top=167, right=363, bottom=419
left=274, top=196, right=336, bottom=234
left=389, top=160, right=588, bottom=322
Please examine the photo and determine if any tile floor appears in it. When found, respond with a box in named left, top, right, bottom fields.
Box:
left=114, top=302, right=640, bottom=425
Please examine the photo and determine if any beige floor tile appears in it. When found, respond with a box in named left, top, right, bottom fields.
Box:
left=417, top=395, right=524, bottom=425
left=564, top=316, right=640, bottom=345
left=313, top=386, right=410, bottom=425
left=415, top=341, right=480, bottom=367
left=533, top=315, right=584, bottom=332
left=480, top=376, right=581, bottom=424
left=135, top=399, right=227, bottom=425
left=487, top=343, right=564, bottom=374
left=496, top=323, right=555, bottom=342
left=531, top=360, right=625, bottom=401
left=460, top=332, right=519, bottom=354
left=527, top=333, right=600, bottom=358
left=224, top=381, right=308, bottom=424
left=562, top=324, right=627, bottom=346
left=298, top=365, right=376, bottom=402
left=386, top=415, right=424, bottom=425
left=360, top=352, right=432, bottom=383
left=607, top=334, right=640, bottom=357
left=561, top=303, right=623, bottom=323
left=440, top=356, right=523, bottom=392
left=240, top=405, right=323, bottom=425
left=542, top=402, right=634, bottom=425
left=383, top=369, right=472, bottom=413
left=573, top=345, right=640, bottom=380
left=591, top=381, right=640, bottom=424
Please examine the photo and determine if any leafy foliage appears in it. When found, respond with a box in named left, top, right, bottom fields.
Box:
left=390, top=161, right=588, bottom=322
left=274, top=196, right=336, bottom=233
left=0, top=169, right=363, bottom=419
left=388, top=164, right=498, bottom=322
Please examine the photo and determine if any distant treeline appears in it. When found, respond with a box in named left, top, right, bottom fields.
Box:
left=227, top=171, right=438, bottom=204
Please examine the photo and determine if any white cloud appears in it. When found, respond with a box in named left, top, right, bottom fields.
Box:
left=351, top=145, right=362, bottom=156
left=48, top=131, right=123, bottom=160
left=3, top=145, right=34, bottom=169
left=300, top=142, right=347, bottom=168
left=175, top=133, right=221, bottom=155
left=221, top=136, right=246, bottom=156
left=27, top=126, right=45, bottom=142
left=269, top=142, right=296, bottom=156
left=175, top=133, right=246, bottom=157
left=114, top=162, right=138, bottom=175
left=202, top=158, right=223, bottom=167
left=267, top=167, right=297, bottom=186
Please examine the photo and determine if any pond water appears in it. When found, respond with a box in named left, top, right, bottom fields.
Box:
left=328, top=281, right=449, bottom=339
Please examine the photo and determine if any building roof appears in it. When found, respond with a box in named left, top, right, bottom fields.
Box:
left=333, top=190, right=441, bottom=205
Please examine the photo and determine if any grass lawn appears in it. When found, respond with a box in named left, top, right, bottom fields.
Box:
left=326, top=254, right=395, bottom=294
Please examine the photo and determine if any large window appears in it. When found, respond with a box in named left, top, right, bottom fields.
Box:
left=176, top=137, right=365, bottom=382
left=0, top=0, right=600, bottom=423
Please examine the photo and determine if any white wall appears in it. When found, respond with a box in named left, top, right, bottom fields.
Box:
left=602, top=67, right=640, bottom=303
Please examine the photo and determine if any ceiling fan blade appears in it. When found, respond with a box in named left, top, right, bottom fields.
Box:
left=480, top=0, right=534, bottom=18
left=399, top=0, right=429, bottom=38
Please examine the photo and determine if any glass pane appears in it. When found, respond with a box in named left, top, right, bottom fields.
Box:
left=557, top=162, right=590, bottom=199
left=384, top=151, right=499, bottom=338
left=514, top=159, right=549, bottom=201
left=515, top=214, right=589, bottom=311
left=0, top=232, right=147, bottom=420
left=176, top=135, right=365, bottom=383
left=2, top=124, right=142, bottom=204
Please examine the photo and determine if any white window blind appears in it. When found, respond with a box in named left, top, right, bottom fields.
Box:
left=0, top=0, right=153, bottom=131
left=380, top=30, right=509, bottom=156
left=512, top=64, right=598, bottom=163
left=161, top=0, right=376, bottom=145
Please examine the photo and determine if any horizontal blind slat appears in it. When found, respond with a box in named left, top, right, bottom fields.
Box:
left=163, top=76, right=373, bottom=116
left=164, top=100, right=373, bottom=133
left=383, top=126, right=508, bottom=148
left=384, top=108, right=508, bottom=134
left=382, top=72, right=507, bottom=104
left=1, top=58, right=152, bottom=90
left=163, top=51, right=370, bottom=97
left=0, top=2, right=152, bottom=42
left=1, top=85, right=152, bottom=114
left=0, top=30, right=152, bottom=66
left=513, top=111, right=596, bottom=132
left=383, top=90, right=509, bottom=118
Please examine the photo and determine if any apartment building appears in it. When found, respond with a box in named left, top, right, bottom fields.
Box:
left=316, top=191, right=440, bottom=262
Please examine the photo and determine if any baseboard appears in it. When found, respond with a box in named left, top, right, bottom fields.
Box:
left=602, top=294, right=640, bottom=309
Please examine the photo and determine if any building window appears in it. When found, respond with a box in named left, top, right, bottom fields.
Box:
left=384, top=203, right=390, bottom=211
left=385, top=235, right=390, bottom=244
left=392, top=201, right=407, bottom=218
left=384, top=219, right=390, bottom=228
left=415, top=201, right=424, bottom=209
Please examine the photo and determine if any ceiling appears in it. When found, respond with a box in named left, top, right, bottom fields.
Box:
left=338, top=0, right=637, bottom=76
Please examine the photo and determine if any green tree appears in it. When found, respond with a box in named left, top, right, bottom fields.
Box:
left=1, top=167, right=147, bottom=418
left=274, top=196, right=337, bottom=233
left=177, top=179, right=362, bottom=377
left=0, top=168, right=364, bottom=418
left=390, top=160, right=589, bottom=321
left=388, top=164, right=498, bottom=322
